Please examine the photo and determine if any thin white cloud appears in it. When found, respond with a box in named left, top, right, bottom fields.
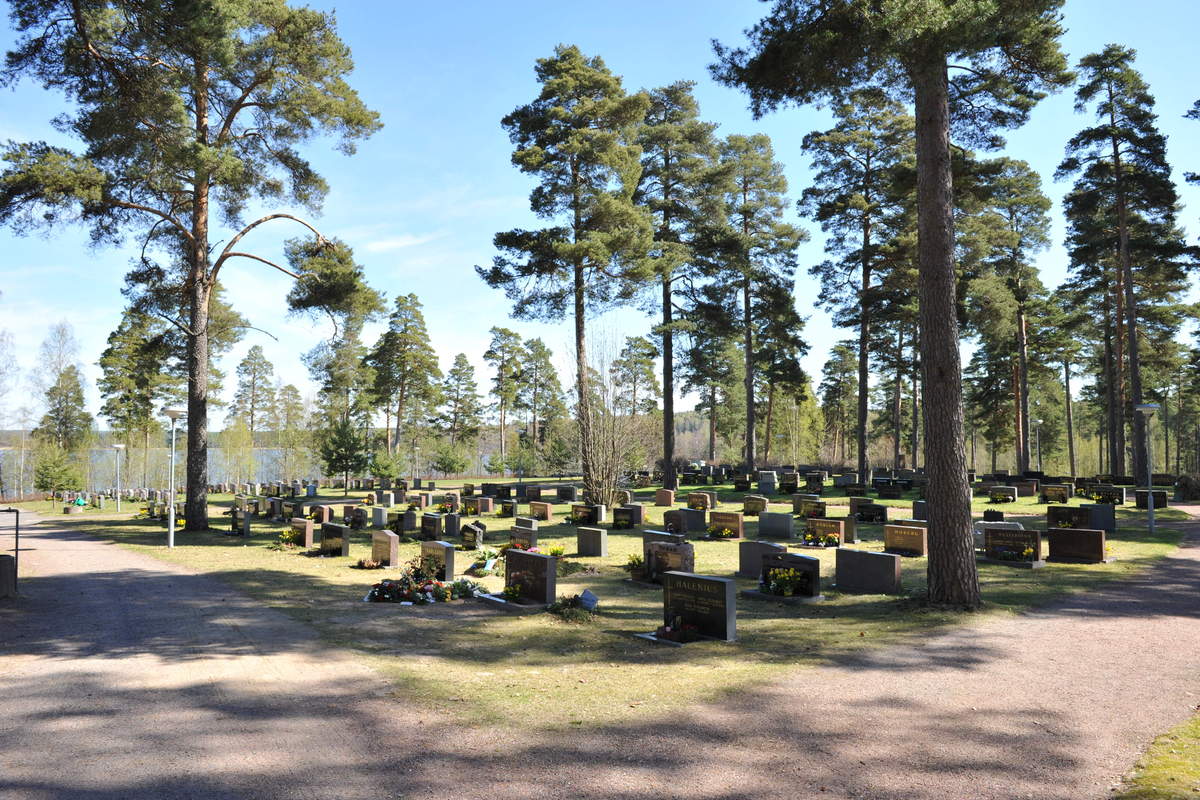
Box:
left=363, top=232, right=441, bottom=253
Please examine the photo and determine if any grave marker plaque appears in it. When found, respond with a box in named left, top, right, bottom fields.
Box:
left=707, top=510, right=744, bottom=539
left=883, top=524, right=927, bottom=557
left=661, top=572, right=736, bottom=642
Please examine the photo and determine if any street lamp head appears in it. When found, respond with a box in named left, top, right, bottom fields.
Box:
left=1035, top=419, right=1043, bottom=426
left=164, top=407, right=186, bottom=421
left=112, top=443, right=126, bottom=451
left=1135, top=403, right=1159, bottom=417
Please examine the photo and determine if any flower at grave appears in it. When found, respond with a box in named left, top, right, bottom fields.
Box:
left=764, top=567, right=804, bottom=597
left=623, top=554, right=644, bottom=572
left=822, top=533, right=840, bottom=547
left=706, top=525, right=736, bottom=539
left=502, top=583, right=522, bottom=601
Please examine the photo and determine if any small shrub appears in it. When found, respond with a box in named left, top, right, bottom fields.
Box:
left=356, top=558, right=383, bottom=570
left=548, top=594, right=597, bottom=624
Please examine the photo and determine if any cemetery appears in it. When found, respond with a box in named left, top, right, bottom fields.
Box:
left=1, top=2, right=1198, bottom=797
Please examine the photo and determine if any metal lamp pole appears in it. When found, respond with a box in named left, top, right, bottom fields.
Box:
left=113, top=443, right=125, bottom=512
left=1136, top=404, right=1159, bottom=537
left=164, top=408, right=186, bottom=547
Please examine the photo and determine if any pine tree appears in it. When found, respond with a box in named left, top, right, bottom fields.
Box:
left=1058, top=45, right=1194, bottom=482
left=363, top=294, right=442, bottom=453
left=33, top=365, right=93, bottom=453
left=801, top=88, right=913, bottom=477
left=318, top=416, right=370, bottom=497
left=696, top=133, right=805, bottom=470
left=712, top=0, right=1071, bottom=607
left=230, top=345, right=276, bottom=436
left=610, top=337, right=661, bottom=416
left=483, top=327, right=524, bottom=473
left=439, top=354, right=484, bottom=447
left=515, top=338, right=566, bottom=467
left=478, top=45, right=653, bottom=504
left=271, top=383, right=310, bottom=480
left=1, top=3, right=380, bottom=529
left=819, top=342, right=859, bottom=466
left=634, top=80, right=718, bottom=490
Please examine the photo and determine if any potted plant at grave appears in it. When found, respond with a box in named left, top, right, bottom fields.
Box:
left=548, top=545, right=566, bottom=558
left=763, top=567, right=804, bottom=597
left=624, top=553, right=646, bottom=582
left=502, top=583, right=523, bottom=602
left=434, top=502, right=453, bottom=514
left=705, top=524, right=736, bottom=540
left=993, top=545, right=1036, bottom=563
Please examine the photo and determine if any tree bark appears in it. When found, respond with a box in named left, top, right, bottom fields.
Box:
left=742, top=274, right=756, bottom=470
left=857, top=209, right=872, bottom=478
left=184, top=60, right=212, bottom=532
left=763, top=380, right=776, bottom=463
left=1016, top=302, right=1031, bottom=473
left=1064, top=360, right=1077, bottom=478
left=910, top=341, right=919, bottom=470
left=708, top=386, right=717, bottom=462
left=1113, top=265, right=1127, bottom=477
left=911, top=54, right=978, bottom=607
left=662, top=273, right=677, bottom=489
left=893, top=329, right=903, bottom=470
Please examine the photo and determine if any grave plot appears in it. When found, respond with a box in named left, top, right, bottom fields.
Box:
left=363, top=552, right=482, bottom=605
left=635, top=572, right=736, bottom=645
left=479, top=549, right=557, bottom=614
left=741, top=552, right=822, bottom=605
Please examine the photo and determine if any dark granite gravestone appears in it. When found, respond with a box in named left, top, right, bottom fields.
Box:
left=371, top=530, right=400, bottom=566
left=612, top=505, right=639, bottom=530
left=495, top=485, right=513, bottom=500
left=856, top=504, right=888, bottom=524
left=793, top=498, right=827, bottom=519
left=1092, top=486, right=1126, bottom=505
left=505, top=548, right=556, bottom=605
left=509, top=525, right=538, bottom=550
left=804, top=517, right=844, bottom=544
left=757, top=511, right=793, bottom=539
left=835, top=548, right=902, bottom=594
left=460, top=521, right=486, bottom=549
left=420, top=513, right=444, bottom=541
left=661, top=572, right=737, bottom=642
left=497, top=499, right=517, bottom=518
left=515, top=516, right=538, bottom=530
left=1040, top=485, right=1071, bottom=504
left=877, top=483, right=903, bottom=500
left=461, top=483, right=475, bottom=497
left=912, top=500, right=928, bottom=521
left=642, top=530, right=687, bottom=570
left=646, top=542, right=696, bottom=584
left=981, top=528, right=1045, bottom=568
left=883, top=524, right=927, bottom=557
left=989, top=486, right=1018, bottom=503
left=420, top=540, right=455, bottom=580
left=444, top=512, right=461, bottom=538
left=1013, top=480, right=1039, bottom=497
left=1082, top=503, right=1116, bottom=533
left=525, top=485, right=544, bottom=502
left=745, top=552, right=822, bottom=601
left=733, top=478, right=752, bottom=492
left=513, top=484, right=528, bottom=501
left=779, top=475, right=799, bottom=494
left=1046, top=505, right=1089, bottom=529
left=619, top=503, right=646, bottom=525
left=1135, top=489, right=1168, bottom=509
left=577, top=526, right=608, bottom=557
left=318, top=522, right=350, bottom=557
left=983, top=509, right=1005, bottom=522
left=1047, top=528, right=1111, bottom=564
left=290, top=517, right=313, bottom=547
left=556, top=485, right=580, bottom=503
left=707, top=510, right=745, bottom=538
left=737, top=540, right=786, bottom=578
left=480, top=482, right=499, bottom=497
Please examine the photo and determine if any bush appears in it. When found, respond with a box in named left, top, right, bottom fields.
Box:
left=1175, top=475, right=1200, bottom=501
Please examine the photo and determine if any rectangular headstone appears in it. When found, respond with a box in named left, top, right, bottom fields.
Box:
left=1047, top=528, right=1109, bottom=564
left=620, top=503, right=646, bottom=525
left=642, top=530, right=687, bottom=571
left=1083, top=503, right=1116, bottom=534
left=982, top=528, right=1044, bottom=566
left=835, top=548, right=902, bottom=594
left=556, top=486, right=580, bottom=503
left=371, top=530, right=400, bottom=566
left=655, top=488, right=676, bottom=507
left=757, top=511, right=793, bottom=539
left=737, top=540, right=786, bottom=578
left=509, top=525, right=538, bottom=550
left=505, top=548, right=556, bottom=605
left=883, top=524, right=927, bottom=557
left=742, top=495, right=768, bottom=516
left=577, top=526, right=608, bottom=557
left=319, top=522, right=350, bottom=557
left=758, top=552, right=821, bottom=599
left=529, top=501, right=554, bottom=522
left=420, top=513, right=444, bottom=540
left=707, top=510, right=744, bottom=539
left=803, top=517, right=844, bottom=546
left=662, top=572, right=736, bottom=642
left=290, top=517, right=314, bottom=548
left=460, top=521, right=486, bottom=549
left=420, top=540, right=456, bottom=580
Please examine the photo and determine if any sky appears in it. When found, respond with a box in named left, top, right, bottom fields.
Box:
left=0, top=0, right=1198, bottom=429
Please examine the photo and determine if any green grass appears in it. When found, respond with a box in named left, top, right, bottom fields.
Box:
left=37, top=481, right=1186, bottom=731
left=1117, top=713, right=1200, bottom=799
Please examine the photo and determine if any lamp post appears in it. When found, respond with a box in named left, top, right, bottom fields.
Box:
left=112, top=444, right=125, bottom=512
left=164, top=408, right=186, bottom=548
left=1034, top=419, right=1043, bottom=473
left=1136, top=404, right=1159, bottom=537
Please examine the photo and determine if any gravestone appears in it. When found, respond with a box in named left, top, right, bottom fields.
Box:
left=509, top=526, right=538, bottom=550
left=641, top=530, right=688, bottom=578
left=1082, top=503, right=1117, bottom=534
left=707, top=510, right=744, bottom=539
left=655, top=488, right=676, bottom=507
left=371, top=530, right=400, bottom=566
left=751, top=551, right=822, bottom=601
left=614, top=490, right=633, bottom=507
left=835, top=548, right=902, bottom=594
left=319, top=522, right=350, bottom=557
left=420, top=513, right=444, bottom=540
left=1047, top=505, right=1090, bottom=529
left=290, top=517, right=314, bottom=548
left=420, top=540, right=456, bottom=580
left=515, top=516, right=538, bottom=530
left=856, top=504, right=888, bottom=524
left=779, top=474, right=799, bottom=494
left=687, top=492, right=712, bottom=511
left=758, top=511, right=793, bottom=539
left=460, top=521, right=486, bottom=549
left=505, top=548, right=556, bottom=605
left=912, top=500, right=928, bottom=521
left=732, top=477, right=752, bottom=492
left=883, top=524, right=927, bottom=557
left=660, top=572, right=736, bottom=642
left=499, top=499, right=517, bottom=518
left=981, top=528, right=1044, bottom=568
left=1013, top=480, right=1038, bottom=498
left=1092, top=486, right=1126, bottom=505
left=833, top=473, right=859, bottom=488
left=577, top=526, right=608, bottom=557
left=737, top=540, right=786, bottom=578
left=983, top=509, right=1005, bottom=522
left=495, top=485, right=512, bottom=500
left=612, top=506, right=639, bottom=530
left=462, top=483, right=475, bottom=497
left=989, top=486, right=1018, bottom=503
left=1047, top=528, right=1111, bottom=563
left=1135, top=489, right=1168, bottom=509
left=803, top=517, right=844, bottom=546
left=877, top=483, right=903, bottom=500
left=556, top=486, right=580, bottom=503
left=1040, top=484, right=1071, bottom=504
left=525, top=485, right=544, bottom=502
left=804, top=473, right=824, bottom=494
left=529, top=501, right=554, bottom=522
left=743, top=495, right=768, bottom=516
left=371, top=506, right=389, bottom=529
left=444, top=512, right=461, bottom=539
left=793, top=497, right=826, bottom=519
left=619, top=503, right=646, bottom=525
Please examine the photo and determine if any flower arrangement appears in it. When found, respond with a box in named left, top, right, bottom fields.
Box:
left=277, top=528, right=302, bottom=546
left=547, top=545, right=566, bottom=558
left=802, top=531, right=840, bottom=547
left=365, top=558, right=482, bottom=604
left=706, top=525, right=736, bottom=539
left=503, top=543, right=540, bottom=554
left=623, top=553, right=645, bottom=572
left=763, top=567, right=808, bottom=596
left=991, top=546, right=1036, bottom=562
left=434, top=502, right=454, bottom=514
left=501, top=583, right=523, bottom=601
left=654, top=616, right=701, bottom=643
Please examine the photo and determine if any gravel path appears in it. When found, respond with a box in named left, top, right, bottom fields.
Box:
left=2, top=510, right=1198, bottom=799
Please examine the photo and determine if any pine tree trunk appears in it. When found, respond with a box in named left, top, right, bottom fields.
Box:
left=742, top=275, right=756, bottom=470
left=910, top=353, right=919, bottom=469
left=763, top=381, right=776, bottom=463
left=857, top=214, right=871, bottom=478
left=575, top=258, right=596, bottom=503
left=1103, top=289, right=1120, bottom=476
left=498, top=403, right=507, bottom=475
left=1113, top=267, right=1128, bottom=476
left=184, top=62, right=212, bottom=532
left=1012, top=359, right=1024, bottom=474
left=1111, top=142, right=1147, bottom=482
left=893, top=329, right=902, bottom=470
left=1016, top=302, right=1031, bottom=473
left=662, top=273, right=677, bottom=489
left=911, top=54, right=979, bottom=607
left=1064, top=360, right=1077, bottom=478
left=708, top=386, right=717, bottom=462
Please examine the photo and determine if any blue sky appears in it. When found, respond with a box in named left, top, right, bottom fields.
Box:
left=1, top=0, right=1197, bottom=426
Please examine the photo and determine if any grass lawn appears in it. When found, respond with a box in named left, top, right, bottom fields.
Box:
left=1117, top=712, right=1200, bottom=799
left=28, top=480, right=1187, bottom=731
